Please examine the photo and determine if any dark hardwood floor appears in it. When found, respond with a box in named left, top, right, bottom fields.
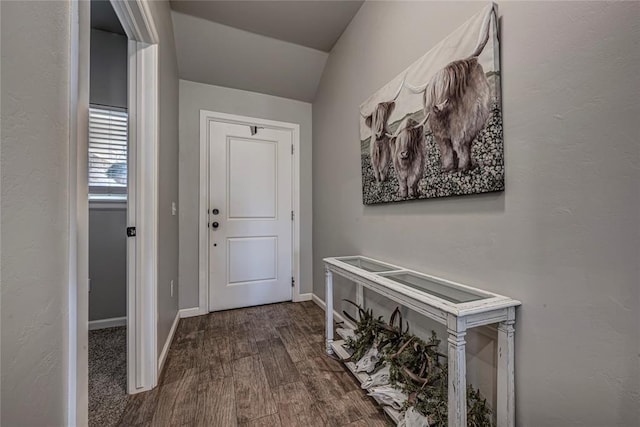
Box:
left=118, top=301, right=389, bottom=426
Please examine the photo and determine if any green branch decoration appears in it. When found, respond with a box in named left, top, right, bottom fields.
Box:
left=342, top=299, right=385, bottom=361
left=341, top=300, right=493, bottom=426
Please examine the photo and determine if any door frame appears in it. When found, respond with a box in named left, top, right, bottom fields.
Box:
left=198, top=111, right=303, bottom=314
left=69, top=0, right=159, bottom=424
left=116, top=0, right=160, bottom=395
left=111, top=0, right=160, bottom=395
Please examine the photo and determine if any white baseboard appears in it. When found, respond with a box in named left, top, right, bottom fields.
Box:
left=311, top=294, right=355, bottom=329
left=294, top=292, right=313, bottom=302
left=158, top=310, right=180, bottom=375
left=88, top=316, right=126, bottom=330
left=179, top=307, right=206, bottom=318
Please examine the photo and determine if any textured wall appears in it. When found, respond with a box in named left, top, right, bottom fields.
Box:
left=312, top=1, right=640, bottom=425
left=90, top=28, right=127, bottom=109
left=148, top=0, right=180, bottom=357
left=1, top=1, right=71, bottom=424
left=178, top=79, right=313, bottom=309
left=89, top=206, right=127, bottom=321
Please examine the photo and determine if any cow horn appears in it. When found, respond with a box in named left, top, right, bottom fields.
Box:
left=413, top=112, right=430, bottom=130
left=434, top=99, right=449, bottom=112
left=391, top=127, right=403, bottom=140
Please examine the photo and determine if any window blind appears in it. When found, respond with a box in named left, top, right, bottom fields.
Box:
left=89, top=106, right=128, bottom=195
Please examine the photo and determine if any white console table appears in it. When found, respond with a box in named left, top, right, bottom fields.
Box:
left=323, top=256, right=521, bottom=427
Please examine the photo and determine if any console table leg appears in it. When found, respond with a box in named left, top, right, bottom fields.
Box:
left=325, top=267, right=334, bottom=355
left=355, top=283, right=364, bottom=319
left=448, top=319, right=467, bottom=427
left=497, top=307, right=516, bottom=427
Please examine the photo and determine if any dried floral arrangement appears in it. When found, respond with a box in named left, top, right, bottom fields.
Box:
left=341, top=300, right=492, bottom=426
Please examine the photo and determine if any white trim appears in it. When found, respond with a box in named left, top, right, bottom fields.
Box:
left=197, top=114, right=208, bottom=313
left=198, top=111, right=302, bottom=313
left=69, top=0, right=90, bottom=424
left=179, top=307, right=206, bottom=318
left=126, top=37, right=139, bottom=394
left=290, top=124, right=303, bottom=303
left=89, top=317, right=127, bottom=330
left=158, top=311, right=180, bottom=376
left=126, top=38, right=159, bottom=394
left=296, top=293, right=313, bottom=302
left=110, top=0, right=158, bottom=44
left=311, top=294, right=355, bottom=330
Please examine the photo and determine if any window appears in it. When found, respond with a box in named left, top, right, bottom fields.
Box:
left=88, top=105, right=128, bottom=198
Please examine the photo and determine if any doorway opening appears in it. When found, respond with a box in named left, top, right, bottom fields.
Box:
left=87, top=1, right=129, bottom=423
left=71, top=0, right=160, bottom=424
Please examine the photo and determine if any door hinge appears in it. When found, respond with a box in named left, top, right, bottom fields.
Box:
left=291, top=277, right=295, bottom=288
left=291, top=210, right=294, bottom=221
left=291, top=144, right=294, bottom=155
left=126, top=226, right=136, bottom=237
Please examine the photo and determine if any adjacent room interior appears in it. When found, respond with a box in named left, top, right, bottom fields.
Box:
left=88, top=1, right=129, bottom=424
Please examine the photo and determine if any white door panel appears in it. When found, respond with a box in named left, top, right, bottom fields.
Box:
left=209, top=122, right=292, bottom=311
left=227, top=237, right=277, bottom=284
left=228, top=138, right=277, bottom=219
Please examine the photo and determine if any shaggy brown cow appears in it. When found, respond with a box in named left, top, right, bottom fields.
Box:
left=390, top=118, right=425, bottom=198
left=363, top=76, right=405, bottom=182
left=406, top=7, right=495, bottom=172
left=365, top=101, right=395, bottom=182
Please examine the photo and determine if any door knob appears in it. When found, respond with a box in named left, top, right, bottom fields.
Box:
left=212, top=208, right=219, bottom=215
left=212, top=222, right=219, bottom=229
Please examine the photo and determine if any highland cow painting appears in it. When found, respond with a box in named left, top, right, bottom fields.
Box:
left=360, top=3, right=503, bottom=204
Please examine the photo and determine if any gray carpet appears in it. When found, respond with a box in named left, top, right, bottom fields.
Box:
left=89, top=326, right=128, bottom=427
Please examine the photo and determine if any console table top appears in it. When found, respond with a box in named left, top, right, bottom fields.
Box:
left=324, top=255, right=521, bottom=318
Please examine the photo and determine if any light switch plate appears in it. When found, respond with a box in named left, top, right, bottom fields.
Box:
left=171, top=202, right=177, bottom=216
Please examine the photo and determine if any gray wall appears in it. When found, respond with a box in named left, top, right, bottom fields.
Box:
left=89, top=207, right=127, bottom=321
left=312, top=1, right=639, bottom=426
left=178, top=79, right=313, bottom=309
left=89, top=27, right=128, bottom=323
left=90, top=28, right=127, bottom=108
left=150, top=0, right=180, bottom=357
left=1, top=1, right=72, bottom=425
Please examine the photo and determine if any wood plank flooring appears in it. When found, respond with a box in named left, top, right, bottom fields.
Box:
left=118, top=301, right=389, bottom=426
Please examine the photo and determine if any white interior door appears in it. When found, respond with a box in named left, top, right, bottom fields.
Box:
left=208, top=121, right=293, bottom=311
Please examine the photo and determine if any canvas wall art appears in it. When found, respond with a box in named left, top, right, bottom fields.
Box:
left=360, top=3, right=503, bottom=204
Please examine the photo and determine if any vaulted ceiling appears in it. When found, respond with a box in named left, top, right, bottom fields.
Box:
left=170, top=0, right=364, bottom=52
left=169, top=0, right=364, bottom=102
